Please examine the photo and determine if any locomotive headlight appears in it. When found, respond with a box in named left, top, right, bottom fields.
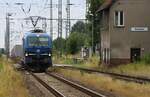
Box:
left=25, top=53, right=28, bottom=57
left=48, top=53, right=51, bottom=56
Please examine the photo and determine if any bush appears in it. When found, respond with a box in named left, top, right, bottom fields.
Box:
left=0, top=64, right=3, bottom=72
left=53, top=37, right=66, bottom=53
left=0, top=53, right=2, bottom=57
left=66, top=32, right=90, bottom=54
left=142, top=54, right=150, bottom=64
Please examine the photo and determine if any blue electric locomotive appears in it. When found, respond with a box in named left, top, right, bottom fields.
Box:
left=22, top=29, right=52, bottom=71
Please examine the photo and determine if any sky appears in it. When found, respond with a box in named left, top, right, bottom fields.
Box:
left=0, top=0, right=86, bottom=49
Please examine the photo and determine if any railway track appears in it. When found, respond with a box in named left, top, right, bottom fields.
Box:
left=54, top=65, right=150, bottom=84
left=30, top=72, right=65, bottom=97
left=30, top=71, right=107, bottom=97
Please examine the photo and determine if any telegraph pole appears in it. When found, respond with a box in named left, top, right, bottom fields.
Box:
left=66, top=0, right=71, bottom=38
left=58, top=0, right=62, bottom=38
left=58, top=0, right=63, bottom=56
left=5, top=13, right=11, bottom=57
left=50, top=0, right=53, bottom=40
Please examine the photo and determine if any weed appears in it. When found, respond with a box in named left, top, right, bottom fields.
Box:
left=0, top=64, right=3, bottom=72
left=110, top=63, right=150, bottom=77
left=56, top=68, right=150, bottom=97
left=53, top=54, right=150, bottom=77
left=0, top=57, right=30, bottom=97
left=141, top=54, right=150, bottom=64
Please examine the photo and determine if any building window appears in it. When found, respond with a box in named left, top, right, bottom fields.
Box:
left=114, top=11, right=124, bottom=27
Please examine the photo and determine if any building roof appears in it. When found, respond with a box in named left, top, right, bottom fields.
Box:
left=97, top=0, right=116, bottom=12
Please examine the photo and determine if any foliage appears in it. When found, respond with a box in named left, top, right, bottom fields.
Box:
left=108, top=63, right=150, bottom=78
left=87, top=0, right=104, bottom=20
left=53, top=29, right=91, bottom=55
left=0, top=64, right=3, bottom=72
left=53, top=0, right=105, bottom=55
left=66, top=32, right=90, bottom=54
left=71, top=21, right=92, bottom=44
left=0, top=57, right=29, bottom=97
left=141, top=54, right=150, bottom=64
left=87, top=0, right=104, bottom=50
left=71, top=21, right=86, bottom=33
left=0, top=48, right=4, bottom=57
left=56, top=68, right=150, bottom=97
left=53, top=37, right=66, bottom=53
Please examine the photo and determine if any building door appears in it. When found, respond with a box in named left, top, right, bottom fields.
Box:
left=130, top=48, right=141, bottom=62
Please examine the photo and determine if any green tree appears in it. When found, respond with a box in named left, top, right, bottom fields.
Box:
left=66, top=32, right=90, bottom=54
left=87, top=0, right=104, bottom=21
left=0, top=48, right=5, bottom=57
left=53, top=37, right=66, bottom=53
left=87, top=0, right=104, bottom=52
left=71, top=21, right=86, bottom=33
left=71, top=21, right=91, bottom=37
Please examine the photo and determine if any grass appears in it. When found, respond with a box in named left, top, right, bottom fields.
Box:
left=0, top=57, right=30, bottom=97
left=0, top=63, right=3, bottom=72
left=52, top=55, right=73, bottom=64
left=53, top=55, right=150, bottom=96
left=80, top=55, right=100, bottom=68
left=53, top=54, right=100, bottom=67
left=82, top=61, right=150, bottom=78
left=53, top=55, right=150, bottom=78
left=109, top=63, right=150, bottom=77
left=55, top=68, right=150, bottom=97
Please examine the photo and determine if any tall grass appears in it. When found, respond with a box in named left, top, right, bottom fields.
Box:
left=53, top=54, right=150, bottom=77
left=0, top=64, right=3, bottom=72
left=52, top=55, right=75, bottom=64
left=141, top=53, right=150, bottom=64
left=82, top=55, right=100, bottom=68
left=0, top=57, right=30, bottom=97
left=56, top=68, right=150, bottom=97
left=53, top=54, right=100, bottom=68
left=110, top=63, right=150, bottom=77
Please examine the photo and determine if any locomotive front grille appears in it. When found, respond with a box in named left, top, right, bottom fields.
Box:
left=25, top=55, right=51, bottom=64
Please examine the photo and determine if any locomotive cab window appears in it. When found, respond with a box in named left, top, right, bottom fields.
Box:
left=28, top=36, right=49, bottom=47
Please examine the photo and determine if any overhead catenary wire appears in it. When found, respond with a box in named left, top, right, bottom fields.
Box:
left=21, top=4, right=32, bottom=16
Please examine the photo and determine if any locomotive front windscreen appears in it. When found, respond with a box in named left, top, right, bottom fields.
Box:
left=28, top=36, right=49, bottom=47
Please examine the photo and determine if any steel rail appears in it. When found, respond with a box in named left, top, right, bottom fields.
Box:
left=46, top=72, right=106, bottom=97
left=55, top=65, right=150, bottom=84
left=30, top=72, right=66, bottom=97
